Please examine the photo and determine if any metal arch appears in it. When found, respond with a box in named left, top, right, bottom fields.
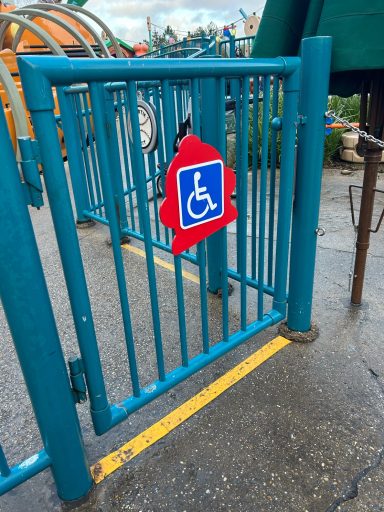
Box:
left=11, top=3, right=111, bottom=58
left=0, top=13, right=65, bottom=55
left=62, top=4, right=124, bottom=58
left=0, top=58, right=29, bottom=160
left=11, top=8, right=97, bottom=58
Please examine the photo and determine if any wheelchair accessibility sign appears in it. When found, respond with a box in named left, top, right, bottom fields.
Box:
left=177, top=160, right=224, bottom=229
left=160, top=135, right=237, bottom=255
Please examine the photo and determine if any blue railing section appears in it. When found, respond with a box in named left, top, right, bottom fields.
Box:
left=142, top=35, right=211, bottom=59
left=0, top=36, right=332, bottom=501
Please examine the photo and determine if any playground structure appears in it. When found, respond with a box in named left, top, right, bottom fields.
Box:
left=0, top=1, right=256, bottom=158
left=0, top=0, right=141, bottom=152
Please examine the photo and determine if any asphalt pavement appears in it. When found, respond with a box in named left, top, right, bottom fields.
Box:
left=1, top=167, right=384, bottom=512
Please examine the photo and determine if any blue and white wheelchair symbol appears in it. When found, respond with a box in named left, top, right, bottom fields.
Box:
left=176, top=159, right=224, bottom=229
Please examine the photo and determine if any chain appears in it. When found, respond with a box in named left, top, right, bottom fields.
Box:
left=348, top=226, right=358, bottom=292
left=326, top=110, right=384, bottom=149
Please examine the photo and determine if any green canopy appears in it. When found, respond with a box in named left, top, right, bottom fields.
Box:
left=251, top=0, right=384, bottom=96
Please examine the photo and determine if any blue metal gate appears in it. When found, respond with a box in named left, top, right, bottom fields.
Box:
left=0, top=36, right=331, bottom=500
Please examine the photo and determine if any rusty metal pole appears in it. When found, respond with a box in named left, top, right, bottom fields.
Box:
left=351, top=147, right=382, bottom=304
left=351, top=74, right=384, bottom=305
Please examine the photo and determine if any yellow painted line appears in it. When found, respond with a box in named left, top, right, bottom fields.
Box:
left=122, top=243, right=200, bottom=284
left=91, top=336, right=291, bottom=484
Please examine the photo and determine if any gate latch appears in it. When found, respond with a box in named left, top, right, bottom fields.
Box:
left=68, top=356, right=87, bottom=404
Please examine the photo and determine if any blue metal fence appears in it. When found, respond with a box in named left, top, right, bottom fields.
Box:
left=0, top=36, right=332, bottom=501
left=219, top=35, right=255, bottom=58
left=141, top=35, right=212, bottom=59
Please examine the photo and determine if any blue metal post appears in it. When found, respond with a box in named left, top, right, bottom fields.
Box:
left=287, top=36, right=332, bottom=331
left=201, top=77, right=222, bottom=293
left=0, top=105, right=92, bottom=500
left=272, top=69, right=300, bottom=317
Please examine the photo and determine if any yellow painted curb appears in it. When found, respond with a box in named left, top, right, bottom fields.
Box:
left=91, top=336, right=291, bottom=484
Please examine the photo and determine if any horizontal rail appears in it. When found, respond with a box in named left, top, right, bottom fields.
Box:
left=17, top=56, right=301, bottom=88
left=0, top=450, right=51, bottom=495
left=109, top=310, right=283, bottom=429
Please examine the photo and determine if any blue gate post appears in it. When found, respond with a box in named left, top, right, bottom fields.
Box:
left=287, top=36, right=332, bottom=332
left=0, top=106, right=92, bottom=500
left=201, top=71, right=222, bottom=293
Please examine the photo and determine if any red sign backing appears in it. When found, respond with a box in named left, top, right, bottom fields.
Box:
left=159, top=135, right=238, bottom=255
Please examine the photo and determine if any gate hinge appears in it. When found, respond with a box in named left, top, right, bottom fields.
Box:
left=18, top=137, right=44, bottom=209
left=68, top=356, right=87, bottom=404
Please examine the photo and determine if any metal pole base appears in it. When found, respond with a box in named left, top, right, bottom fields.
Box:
left=76, top=219, right=96, bottom=229
left=105, top=235, right=131, bottom=246
left=209, top=282, right=234, bottom=297
left=278, top=321, right=319, bottom=343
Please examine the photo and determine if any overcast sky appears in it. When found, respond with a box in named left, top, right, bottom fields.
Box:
left=82, top=0, right=266, bottom=45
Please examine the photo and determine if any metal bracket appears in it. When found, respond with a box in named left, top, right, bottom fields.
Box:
left=68, top=357, right=87, bottom=404
left=18, top=137, right=44, bottom=209
left=349, top=184, right=384, bottom=233
left=356, top=134, right=368, bottom=157
left=297, top=114, right=307, bottom=125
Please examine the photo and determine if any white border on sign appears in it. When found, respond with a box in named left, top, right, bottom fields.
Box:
left=176, top=159, right=224, bottom=230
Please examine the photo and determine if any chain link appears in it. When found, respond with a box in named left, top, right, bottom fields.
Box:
left=326, top=110, right=384, bottom=149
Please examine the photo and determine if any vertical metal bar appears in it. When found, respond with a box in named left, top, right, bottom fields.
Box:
left=176, top=84, right=183, bottom=124
left=89, top=82, right=141, bottom=393
left=197, top=241, right=210, bottom=353
left=0, top=106, right=92, bottom=500
left=287, top=37, right=332, bottom=330
left=257, top=76, right=271, bottom=321
left=268, top=78, right=280, bottom=286
left=251, top=75, right=259, bottom=279
left=82, top=91, right=103, bottom=217
left=26, top=93, right=112, bottom=435
left=116, top=89, right=136, bottom=231
left=229, top=34, right=235, bottom=58
left=127, top=80, right=166, bottom=381
left=239, top=76, right=250, bottom=330
left=201, top=77, right=222, bottom=293
left=191, top=78, right=201, bottom=137
left=168, top=83, right=178, bottom=140
left=143, top=88, right=160, bottom=241
left=56, top=88, right=90, bottom=224
left=272, top=71, right=300, bottom=316
left=105, top=89, right=129, bottom=232
left=0, top=445, right=10, bottom=478
left=73, top=93, right=96, bottom=209
left=174, top=255, right=189, bottom=366
left=218, top=77, right=229, bottom=342
left=157, top=82, right=171, bottom=245
left=234, top=78, right=242, bottom=271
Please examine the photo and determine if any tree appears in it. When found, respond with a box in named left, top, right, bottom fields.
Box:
left=190, top=21, right=218, bottom=38
left=146, top=25, right=179, bottom=49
